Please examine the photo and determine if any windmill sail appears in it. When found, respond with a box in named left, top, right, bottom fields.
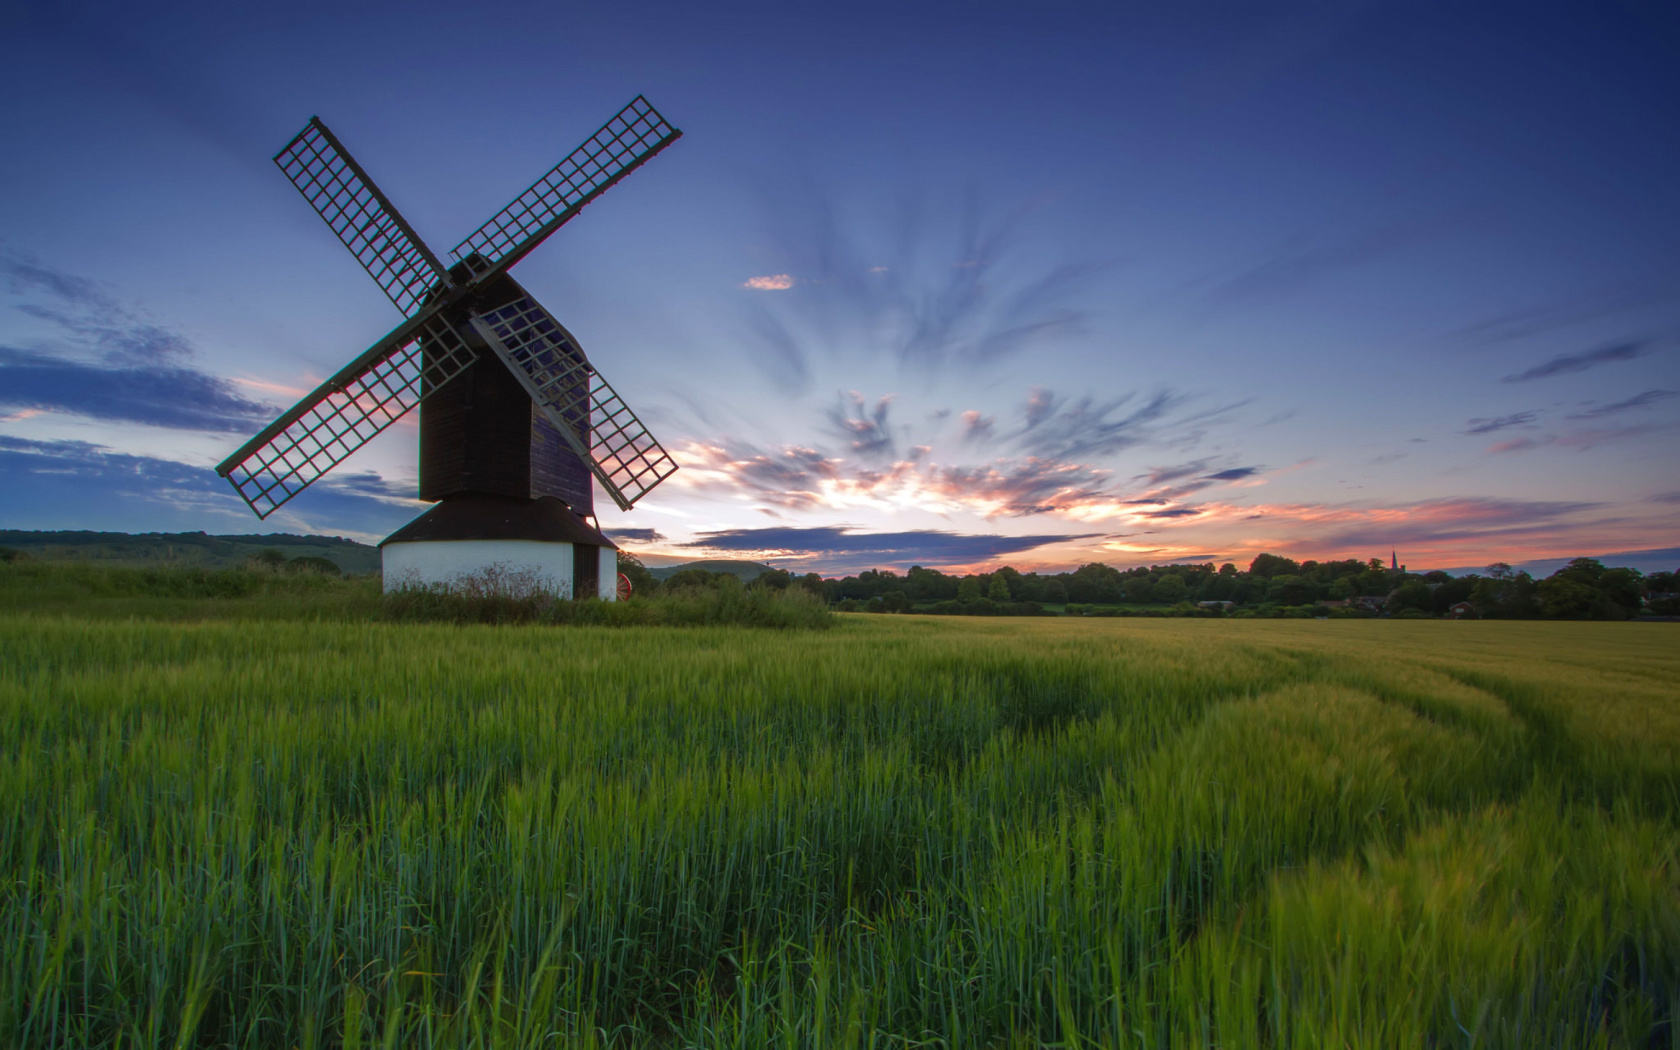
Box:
left=274, top=118, right=452, bottom=317
left=216, top=315, right=477, bottom=518
left=468, top=295, right=677, bottom=512
left=451, top=96, right=681, bottom=275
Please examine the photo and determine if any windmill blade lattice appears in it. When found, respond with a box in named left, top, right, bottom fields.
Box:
left=217, top=316, right=477, bottom=518
left=470, top=296, right=678, bottom=512
left=451, top=96, right=681, bottom=274
left=275, top=118, right=452, bottom=317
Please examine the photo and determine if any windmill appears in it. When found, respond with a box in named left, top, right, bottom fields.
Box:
left=216, top=97, right=682, bottom=599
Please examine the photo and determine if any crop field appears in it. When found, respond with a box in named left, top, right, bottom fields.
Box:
left=2, top=581, right=1677, bottom=1046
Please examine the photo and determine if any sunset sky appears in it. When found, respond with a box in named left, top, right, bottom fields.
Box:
left=2, top=1, right=1677, bottom=575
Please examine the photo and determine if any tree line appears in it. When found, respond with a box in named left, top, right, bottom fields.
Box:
left=620, top=552, right=1680, bottom=621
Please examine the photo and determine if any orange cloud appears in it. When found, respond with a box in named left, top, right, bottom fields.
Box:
left=742, top=274, right=795, bottom=290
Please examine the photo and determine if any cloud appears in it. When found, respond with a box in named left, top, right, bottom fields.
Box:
left=1565, top=389, right=1676, bottom=420
left=959, top=409, right=994, bottom=443
left=4, top=256, right=191, bottom=364
left=1487, top=436, right=1545, bottom=455
left=679, top=524, right=1100, bottom=572
left=1197, top=220, right=1438, bottom=307
left=0, top=348, right=272, bottom=432
left=1464, top=411, right=1538, bottom=435
left=1447, top=283, right=1672, bottom=345
left=1201, top=466, right=1261, bottom=481
left=827, top=391, right=896, bottom=457
left=609, top=527, right=667, bottom=544
left=1503, top=340, right=1653, bottom=382
left=742, top=274, right=794, bottom=290
left=1142, top=460, right=1210, bottom=484
left=1023, top=387, right=1055, bottom=428
left=1016, top=389, right=1189, bottom=461
left=0, top=435, right=414, bottom=538
left=0, top=256, right=274, bottom=431
left=736, top=188, right=1105, bottom=389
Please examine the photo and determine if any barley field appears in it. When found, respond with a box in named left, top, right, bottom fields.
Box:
left=2, top=593, right=1677, bottom=1046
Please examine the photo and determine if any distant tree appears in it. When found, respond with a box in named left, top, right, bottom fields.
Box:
left=1355, top=568, right=1390, bottom=595
left=799, top=572, right=826, bottom=596
left=993, top=566, right=1023, bottom=599
left=255, top=548, right=285, bottom=568
left=1389, top=579, right=1432, bottom=613
left=617, top=552, right=659, bottom=596
left=1043, top=578, right=1068, bottom=604
left=1597, top=567, right=1645, bottom=616
left=1249, top=553, right=1302, bottom=578
left=663, top=568, right=722, bottom=591
left=1486, top=561, right=1515, bottom=580
left=987, top=573, right=1011, bottom=601
left=1218, top=562, right=1238, bottom=576
left=749, top=568, right=792, bottom=591
left=1470, top=570, right=1538, bottom=619
left=1537, top=577, right=1607, bottom=620
left=906, top=565, right=953, bottom=601
left=957, top=575, right=983, bottom=601
left=1152, top=573, right=1188, bottom=604
left=1328, top=577, right=1357, bottom=600
left=1268, top=574, right=1316, bottom=606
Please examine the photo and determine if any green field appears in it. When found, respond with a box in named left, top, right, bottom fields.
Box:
left=3, top=580, right=1677, bottom=1046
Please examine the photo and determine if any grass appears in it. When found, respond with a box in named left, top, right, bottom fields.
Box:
left=0, top=563, right=1677, bottom=1047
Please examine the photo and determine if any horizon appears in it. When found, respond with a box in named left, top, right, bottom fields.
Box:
left=5, top=526, right=1675, bottom=581
left=3, top=2, right=1677, bottom=572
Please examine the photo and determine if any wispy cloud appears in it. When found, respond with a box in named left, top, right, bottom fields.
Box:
left=1447, top=283, right=1672, bottom=345
left=1015, top=389, right=1190, bottom=461
left=0, top=256, right=272, bottom=432
left=1464, top=411, right=1538, bottom=435
left=1202, top=466, right=1261, bottom=481
left=1195, top=219, right=1440, bottom=308
left=610, top=527, right=667, bottom=544
left=1503, top=340, right=1653, bottom=382
left=737, top=189, right=1106, bottom=390
left=827, top=391, right=896, bottom=458
left=0, top=348, right=272, bottom=431
left=0, top=435, right=413, bottom=537
left=742, top=274, right=794, bottom=290
left=678, top=524, right=1099, bottom=573
left=959, top=409, right=994, bottom=443
left=1565, top=389, right=1676, bottom=419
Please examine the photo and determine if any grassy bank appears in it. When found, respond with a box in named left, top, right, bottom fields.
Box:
left=0, top=592, right=1676, bottom=1046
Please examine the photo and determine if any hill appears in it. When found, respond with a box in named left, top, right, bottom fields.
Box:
left=0, top=530, right=381, bottom=574
left=648, top=559, right=774, bottom=583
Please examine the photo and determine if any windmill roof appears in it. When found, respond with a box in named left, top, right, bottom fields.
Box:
left=379, top=494, right=618, bottom=549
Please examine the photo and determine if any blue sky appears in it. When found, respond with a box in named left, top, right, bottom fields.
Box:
left=2, top=0, right=1677, bottom=574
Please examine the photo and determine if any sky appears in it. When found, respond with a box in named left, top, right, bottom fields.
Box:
left=2, top=0, right=1677, bottom=576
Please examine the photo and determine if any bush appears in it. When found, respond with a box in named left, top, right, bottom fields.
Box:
left=382, top=575, right=833, bottom=629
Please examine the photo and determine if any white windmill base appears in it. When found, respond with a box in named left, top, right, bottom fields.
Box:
left=378, top=495, right=618, bottom=600
left=382, top=540, right=616, bottom=600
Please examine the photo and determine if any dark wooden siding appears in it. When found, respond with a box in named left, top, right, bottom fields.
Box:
left=530, top=413, right=594, bottom=515
left=420, top=355, right=533, bottom=501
